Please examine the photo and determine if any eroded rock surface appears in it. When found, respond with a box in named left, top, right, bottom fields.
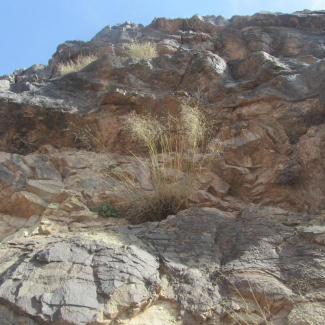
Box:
left=0, top=205, right=325, bottom=324
left=1, top=11, right=324, bottom=215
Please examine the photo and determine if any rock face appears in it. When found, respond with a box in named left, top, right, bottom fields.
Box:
left=1, top=205, right=325, bottom=324
left=0, top=10, right=325, bottom=325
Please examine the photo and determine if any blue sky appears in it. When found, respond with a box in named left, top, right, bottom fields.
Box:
left=0, top=0, right=324, bottom=76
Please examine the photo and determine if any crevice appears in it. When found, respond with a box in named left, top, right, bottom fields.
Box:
left=0, top=298, right=46, bottom=325
left=174, top=53, right=197, bottom=91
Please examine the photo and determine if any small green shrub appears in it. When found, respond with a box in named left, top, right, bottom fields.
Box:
left=127, top=40, right=158, bottom=59
left=89, top=200, right=120, bottom=218
left=57, top=54, right=99, bottom=76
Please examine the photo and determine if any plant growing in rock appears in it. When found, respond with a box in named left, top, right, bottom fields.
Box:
left=126, top=39, right=158, bottom=59
left=89, top=200, right=120, bottom=218
left=288, top=274, right=325, bottom=325
left=121, top=100, right=224, bottom=224
left=67, top=99, right=226, bottom=224
left=57, top=53, right=99, bottom=76
left=215, top=269, right=325, bottom=325
left=217, top=271, right=275, bottom=325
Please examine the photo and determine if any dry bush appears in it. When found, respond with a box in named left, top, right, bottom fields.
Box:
left=57, top=54, right=99, bottom=75
left=126, top=40, right=158, bottom=59
left=122, top=101, right=224, bottom=224
left=123, top=185, right=189, bottom=224
left=67, top=100, right=226, bottom=224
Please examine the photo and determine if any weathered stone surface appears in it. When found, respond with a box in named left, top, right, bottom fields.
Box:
left=35, top=161, right=62, bottom=181
left=0, top=164, right=16, bottom=188
left=0, top=153, right=31, bottom=190
left=0, top=11, right=324, bottom=155
left=0, top=205, right=324, bottom=324
left=10, top=191, right=48, bottom=218
left=0, top=11, right=324, bottom=215
left=25, top=179, right=64, bottom=203
left=0, top=305, right=39, bottom=325
left=0, top=214, right=39, bottom=242
left=0, top=232, right=161, bottom=325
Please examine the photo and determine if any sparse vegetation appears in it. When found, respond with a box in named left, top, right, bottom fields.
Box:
left=120, top=100, right=224, bottom=224
left=68, top=99, right=226, bottom=224
left=89, top=200, right=120, bottom=218
left=57, top=54, right=99, bottom=75
left=126, top=39, right=158, bottom=59
left=288, top=273, right=325, bottom=325
left=217, top=271, right=274, bottom=325
left=215, top=270, right=325, bottom=325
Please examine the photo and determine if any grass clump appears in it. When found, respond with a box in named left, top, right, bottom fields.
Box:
left=121, top=101, right=221, bottom=224
left=57, top=54, right=99, bottom=75
left=67, top=99, right=225, bottom=224
left=127, top=40, right=158, bottom=59
left=89, top=200, right=120, bottom=218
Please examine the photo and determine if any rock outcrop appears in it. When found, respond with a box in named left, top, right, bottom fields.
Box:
left=1, top=205, right=325, bottom=324
left=0, top=10, right=325, bottom=325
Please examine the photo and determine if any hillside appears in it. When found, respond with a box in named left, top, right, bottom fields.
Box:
left=0, top=10, right=325, bottom=325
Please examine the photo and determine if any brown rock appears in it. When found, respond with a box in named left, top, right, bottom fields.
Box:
left=10, top=191, right=47, bottom=218
left=25, top=179, right=65, bottom=202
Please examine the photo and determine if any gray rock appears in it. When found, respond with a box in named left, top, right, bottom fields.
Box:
left=0, top=205, right=324, bottom=324
left=35, top=161, right=61, bottom=181
left=0, top=80, right=10, bottom=92
left=0, top=164, right=15, bottom=188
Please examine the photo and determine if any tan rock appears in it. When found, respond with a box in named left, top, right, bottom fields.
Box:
left=0, top=213, right=40, bottom=242
left=25, top=179, right=65, bottom=203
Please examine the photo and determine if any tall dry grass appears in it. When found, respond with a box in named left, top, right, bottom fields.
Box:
left=126, top=40, right=158, bottom=59
left=68, top=100, right=225, bottom=224
left=57, top=54, right=99, bottom=76
left=121, top=101, right=222, bottom=223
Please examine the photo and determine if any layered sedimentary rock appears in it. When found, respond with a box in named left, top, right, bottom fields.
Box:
left=0, top=10, right=325, bottom=324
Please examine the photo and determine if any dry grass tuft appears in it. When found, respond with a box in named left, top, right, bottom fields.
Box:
left=122, top=101, right=222, bottom=224
left=127, top=40, right=158, bottom=59
left=123, top=185, right=189, bottom=224
left=57, top=54, right=99, bottom=75
left=67, top=100, right=227, bottom=224
left=216, top=271, right=275, bottom=325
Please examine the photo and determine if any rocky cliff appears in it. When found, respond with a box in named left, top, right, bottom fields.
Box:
left=0, top=10, right=325, bottom=325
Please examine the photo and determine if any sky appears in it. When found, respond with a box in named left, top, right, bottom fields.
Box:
left=0, top=0, right=324, bottom=76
